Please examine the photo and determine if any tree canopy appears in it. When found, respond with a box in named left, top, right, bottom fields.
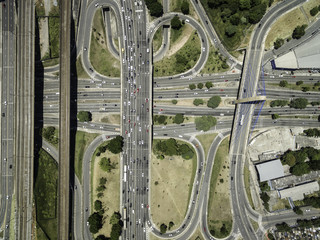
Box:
left=181, top=1, right=190, bottom=14
left=88, top=212, right=103, bottom=234
left=173, top=114, right=185, bottom=124
left=77, top=111, right=92, bottom=122
left=171, top=16, right=182, bottom=30
left=289, top=98, right=308, bottom=109
left=146, top=0, right=163, bottom=17
left=195, top=116, right=217, bottom=131
left=107, top=136, right=124, bottom=154
left=292, top=25, right=307, bottom=39
left=207, top=96, right=221, bottom=109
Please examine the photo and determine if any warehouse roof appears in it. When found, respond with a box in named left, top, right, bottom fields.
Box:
left=256, top=159, right=284, bottom=182
left=279, top=181, right=319, bottom=201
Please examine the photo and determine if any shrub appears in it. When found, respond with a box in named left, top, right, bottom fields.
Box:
left=207, top=96, right=221, bottom=109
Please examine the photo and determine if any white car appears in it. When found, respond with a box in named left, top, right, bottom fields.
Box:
left=141, top=203, right=144, bottom=208
left=94, top=3, right=99, bottom=7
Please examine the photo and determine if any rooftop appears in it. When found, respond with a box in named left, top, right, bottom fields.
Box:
left=279, top=181, right=320, bottom=201
left=256, top=159, right=284, bottom=182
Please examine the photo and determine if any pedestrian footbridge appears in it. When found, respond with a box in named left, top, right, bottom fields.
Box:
left=235, top=95, right=266, bottom=104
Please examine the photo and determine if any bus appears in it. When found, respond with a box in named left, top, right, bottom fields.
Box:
left=240, top=114, right=244, bottom=126
left=123, top=208, right=127, bottom=229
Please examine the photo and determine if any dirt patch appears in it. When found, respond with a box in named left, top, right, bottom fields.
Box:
left=166, top=24, right=193, bottom=57
left=92, top=148, right=120, bottom=237
left=100, top=114, right=121, bottom=125
left=39, top=18, right=49, bottom=59
left=150, top=143, right=195, bottom=230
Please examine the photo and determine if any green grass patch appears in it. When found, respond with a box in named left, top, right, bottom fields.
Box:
left=75, top=131, right=99, bottom=182
left=153, top=115, right=196, bottom=125
left=196, top=133, right=218, bottom=159
left=42, top=57, right=59, bottom=68
left=200, top=44, right=229, bottom=74
left=76, top=58, right=90, bottom=78
left=90, top=10, right=120, bottom=77
left=250, top=219, right=259, bottom=232
left=244, top=165, right=255, bottom=209
left=154, top=31, right=201, bottom=77
left=268, top=83, right=320, bottom=92
left=36, top=222, right=49, bottom=240
left=170, top=24, right=187, bottom=45
left=48, top=7, right=60, bottom=58
left=153, top=27, right=163, bottom=52
left=35, top=0, right=45, bottom=16
left=207, top=137, right=232, bottom=238
left=34, top=149, right=58, bottom=240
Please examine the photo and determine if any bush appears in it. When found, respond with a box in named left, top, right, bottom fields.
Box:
left=171, top=16, right=182, bottom=30
left=189, top=84, right=196, bottom=90
left=270, top=100, right=288, bottom=107
left=160, top=223, right=167, bottom=234
left=99, top=157, right=115, bottom=172
left=146, top=1, right=163, bottom=17
left=302, top=86, right=310, bottom=92
left=205, top=81, right=213, bottom=89
left=172, top=99, right=178, bottom=105
left=181, top=0, right=189, bottom=14
left=279, top=80, right=288, bottom=87
left=293, top=206, right=303, bottom=215
left=207, top=96, right=221, bottom=109
left=274, top=38, right=284, bottom=49
left=77, top=111, right=92, bottom=122
left=195, top=116, right=217, bottom=131
left=296, top=80, right=303, bottom=85
left=310, top=6, right=319, bottom=16
left=292, top=25, right=307, bottom=39
left=88, top=212, right=103, bottom=234
left=173, top=114, right=184, bottom=124
left=193, top=99, right=204, bottom=106
left=271, top=114, right=279, bottom=119
left=197, top=83, right=204, bottom=89
left=225, top=25, right=237, bottom=37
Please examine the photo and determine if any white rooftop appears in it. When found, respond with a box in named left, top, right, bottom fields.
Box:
left=279, top=181, right=320, bottom=201
left=256, top=159, right=284, bottom=182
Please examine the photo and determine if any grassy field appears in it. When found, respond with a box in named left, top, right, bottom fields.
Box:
left=76, top=58, right=90, bottom=79
left=189, top=226, right=205, bottom=240
left=267, top=83, right=320, bottom=92
left=34, top=149, right=58, bottom=240
left=154, top=31, right=201, bottom=77
left=74, top=131, right=99, bottom=182
left=271, top=198, right=290, bottom=211
left=91, top=143, right=120, bottom=237
left=48, top=6, right=60, bottom=58
left=200, top=44, right=229, bottom=74
left=304, top=0, right=320, bottom=20
left=196, top=133, right=218, bottom=159
left=207, top=137, right=232, bottom=238
left=150, top=139, right=196, bottom=230
left=153, top=27, right=163, bottom=53
left=265, top=7, right=308, bottom=49
left=170, top=0, right=199, bottom=20
left=244, top=165, right=255, bottom=209
left=90, top=10, right=120, bottom=77
left=101, top=114, right=121, bottom=125
left=42, top=57, right=59, bottom=67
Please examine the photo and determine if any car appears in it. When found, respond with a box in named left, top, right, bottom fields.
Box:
left=83, top=47, right=87, bottom=51
left=2, top=113, right=5, bottom=117
left=202, top=47, right=205, bottom=52
left=214, top=38, right=217, bottom=43
left=6, top=195, right=9, bottom=199
left=194, top=92, right=198, bottom=95
left=86, top=207, right=88, bottom=212
left=9, top=164, right=12, bottom=169
left=141, top=203, right=144, bottom=208
left=87, top=221, right=89, bottom=226
left=95, top=3, right=99, bottom=7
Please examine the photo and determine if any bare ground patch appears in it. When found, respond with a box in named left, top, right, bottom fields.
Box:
left=167, top=24, right=193, bottom=57
left=100, top=114, right=121, bottom=125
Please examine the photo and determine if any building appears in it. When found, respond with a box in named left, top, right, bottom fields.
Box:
left=256, top=159, right=284, bottom=182
left=278, top=181, right=320, bottom=201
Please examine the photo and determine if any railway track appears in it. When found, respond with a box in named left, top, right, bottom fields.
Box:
left=58, top=0, right=71, bottom=239
left=14, top=0, right=35, bottom=239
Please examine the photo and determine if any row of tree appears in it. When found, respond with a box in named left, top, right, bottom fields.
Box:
left=96, top=136, right=124, bottom=156
left=303, top=128, right=320, bottom=138
left=189, top=81, right=214, bottom=90
left=276, top=217, right=320, bottom=233
left=154, top=138, right=195, bottom=160
left=270, top=98, right=310, bottom=109
left=281, top=147, right=320, bottom=176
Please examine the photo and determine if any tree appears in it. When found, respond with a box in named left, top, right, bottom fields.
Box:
left=169, top=221, right=175, bottom=229
left=310, top=6, right=319, bottom=16
left=99, top=177, right=107, bottom=185
left=189, top=84, right=196, bottom=90
left=279, top=80, right=288, bottom=87
left=173, top=114, right=184, bottom=124
left=292, top=25, right=307, bottom=39
left=172, top=99, right=178, bottom=105
left=157, top=115, right=167, bottom=124
left=42, top=126, right=55, bottom=140
left=95, top=235, right=108, bottom=240
left=248, top=3, right=267, bottom=24
left=302, top=86, right=310, bottom=92
left=94, top=200, right=103, bottom=211
left=193, top=99, right=204, bottom=106
left=276, top=222, right=292, bottom=232
left=110, top=212, right=121, bottom=225
left=239, top=0, right=251, bottom=10
left=171, top=16, right=182, bottom=30
left=181, top=1, right=190, bottom=14
left=259, top=181, right=270, bottom=192
left=291, top=162, right=310, bottom=176
left=296, top=80, right=303, bottom=85
left=207, top=96, right=221, bottom=109
left=107, top=136, right=124, bottom=154
left=88, top=212, right=103, bottom=234
left=220, top=223, right=228, bottom=235
left=148, top=2, right=163, bottom=17
left=289, top=98, right=308, bottom=109
left=195, top=116, right=217, bottom=131
left=197, top=83, right=204, bottom=89
left=282, top=152, right=296, bottom=167
left=99, top=157, right=115, bottom=172
left=179, top=144, right=194, bottom=160
left=225, top=25, right=237, bottom=37
left=274, top=38, right=284, bottom=49
left=205, top=81, right=213, bottom=89
left=77, top=111, right=92, bottom=122
left=270, top=100, right=289, bottom=107
left=271, top=114, right=279, bottom=119
left=293, top=206, right=303, bottom=215
left=110, top=222, right=122, bottom=240
left=230, top=14, right=240, bottom=25
left=160, top=223, right=167, bottom=234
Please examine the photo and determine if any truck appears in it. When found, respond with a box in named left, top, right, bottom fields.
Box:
left=123, top=208, right=127, bottom=229
left=124, top=172, right=127, bottom=182
left=124, top=165, right=127, bottom=173
left=240, top=114, right=244, bottom=126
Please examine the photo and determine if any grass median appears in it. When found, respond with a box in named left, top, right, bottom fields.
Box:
left=196, top=133, right=218, bottom=159
left=34, top=149, right=58, bottom=240
left=200, top=44, right=229, bottom=74
left=244, top=165, right=255, bottom=209
left=150, top=139, right=197, bottom=230
left=207, top=137, right=233, bottom=238
left=153, top=27, right=163, bottom=53
left=74, top=131, right=99, bottom=183
left=91, top=141, right=120, bottom=238
left=90, top=9, right=120, bottom=77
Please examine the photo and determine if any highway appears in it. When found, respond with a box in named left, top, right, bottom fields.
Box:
left=229, top=0, right=310, bottom=240
left=0, top=0, right=15, bottom=238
